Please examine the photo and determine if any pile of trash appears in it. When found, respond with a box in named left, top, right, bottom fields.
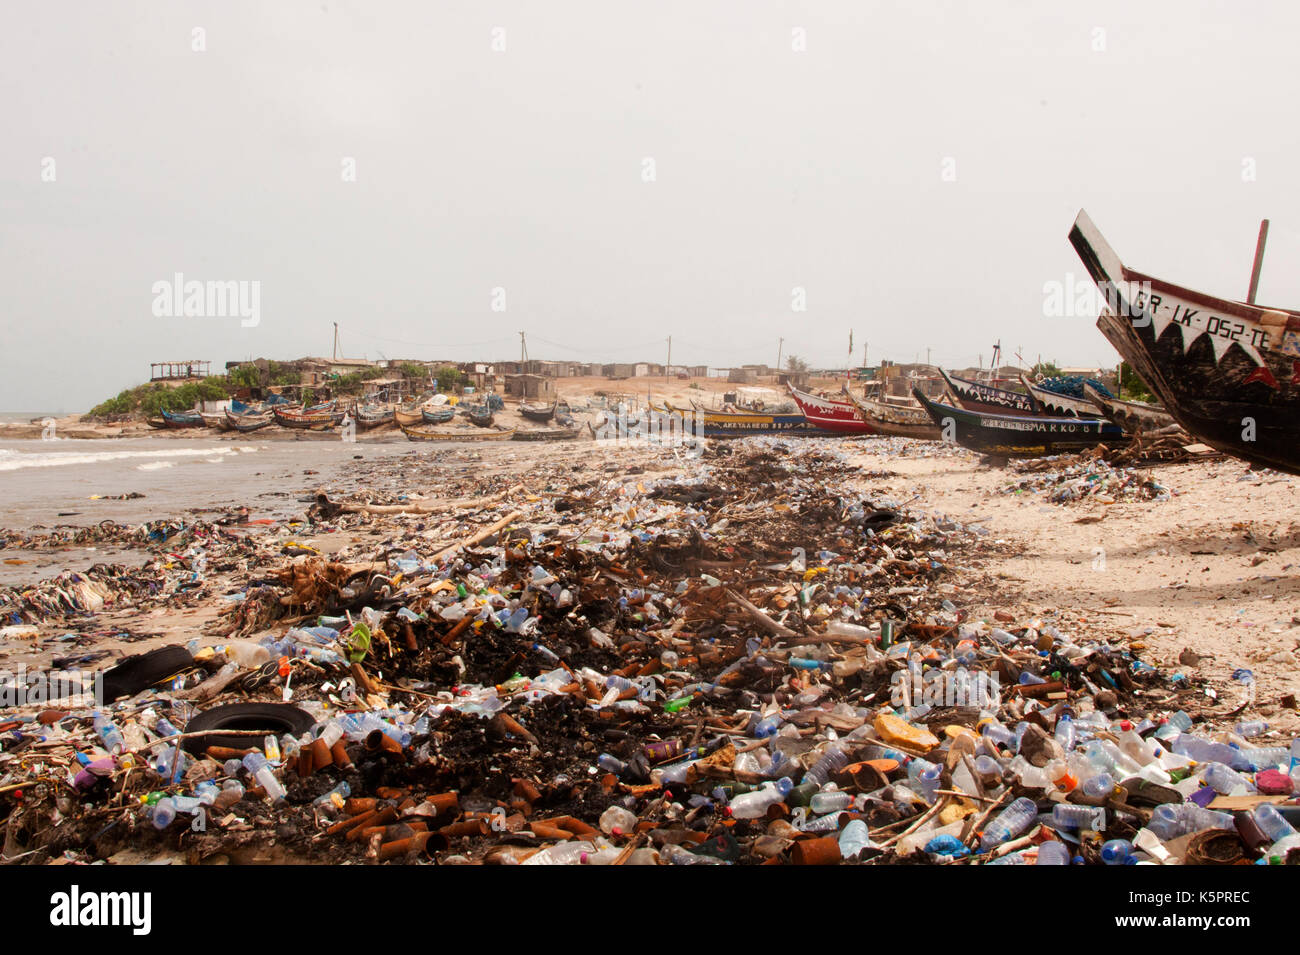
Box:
left=0, top=439, right=1293, bottom=866
left=1004, top=457, right=1172, bottom=506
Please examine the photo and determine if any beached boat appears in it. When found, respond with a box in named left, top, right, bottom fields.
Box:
left=787, top=386, right=877, bottom=435
left=400, top=424, right=516, bottom=442
left=843, top=388, right=941, bottom=440
left=1070, top=209, right=1300, bottom=473
left=663, top=401, right=839, bottom=438
left=146, top=417, right=167, bottom=430
left=1017, top=375, right=1096, bottom=418
left=199, top=411, right=230, bottom=430
left=1082, top=382, right=1175, bottom=432
left=352, top=404, right=395, bottom=430
left=512, top=423, right=583, bottom=441
left=937, top=368, right=1040, bottom=416
left=272, top=405, right=344, bottom=430
left=421, top=406, right=455, bottom=425
left=913, top=388, right=1128, bottom=457
left=519, top=399, right=558, bottom=423
left=225, top=410, right=273, bottom=433
left=161, top=409, right=204, bottom=429
left=463, top=405, right=494, bottom=427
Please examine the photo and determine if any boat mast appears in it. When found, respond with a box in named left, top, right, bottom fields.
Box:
left=1247, top=219, right=1270, bottom=305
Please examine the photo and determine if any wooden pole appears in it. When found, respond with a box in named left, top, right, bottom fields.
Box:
left=1247, top=219, right=1270, bottom=305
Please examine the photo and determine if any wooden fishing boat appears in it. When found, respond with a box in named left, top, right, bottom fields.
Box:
left=511, top=423, right=583, bottom=441
left=401, top=424, right=516, bottom=442
left=519, top=399, right=558, bottom=423
left=664, top=401, right=839, bottom=438
left=1076, top=213, right=1300, bottom=475
left=225, top=410, right=273, bottom=433
left=913, top=388, right=1128, bottom=457
left=463, top=405, right=494, bottom=427
left=937, top=368, right=1040, bottom=416
left=1070, top=209, right=1300, bottom=473
left=353, top=405, right=395, bottom=430
left=146, top=417, right=167, bottom=430
left=161, top=409, right=204, bottom=429
left=1082, top=382, right=1175, bottom=432
left=843, top=388, right=941, bottom=440
left=272, top=405, right=344, bottom=430
left=1017, top=375, right=1095, bottom=418
left=787, top=386, right=877, bottom=435
left=421, top=406, right=455, bottom=424
left=199, top=411, right=231, bottom=430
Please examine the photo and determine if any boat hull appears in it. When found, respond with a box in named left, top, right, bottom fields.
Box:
left=787, top=386, right=877, bottom=435
left=1082, top=382, right=1174, bottom=432
left=1070, top=209, right=1300, bottom=473
left=938, top=368, right=1040, bottom=416
left=401, top=425, right=515, bottom=442
left=914, top=388, right=1127, bottom=457
left=845, top=390, right=941, bottom=439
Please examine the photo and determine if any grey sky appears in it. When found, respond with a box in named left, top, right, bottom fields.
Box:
left=4, top=0, right=1300, bottom=412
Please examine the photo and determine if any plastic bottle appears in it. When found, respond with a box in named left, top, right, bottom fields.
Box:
left=1036, top=841, right=1071, bottom=865
left=599, top=805, right=638, bottom=836
left=810, top=790, right=854, bottom=814
left=1101, top=838, right=1136, bottom=865
left=1173, top=734, right=1237, bottom=766
left=1146, top=804, right=1234, bottom=840
left=838, top=819, right=871, bottom=859
left=1234, top=720, right=1268, bottom=738
left=220, top=640, right=272, bottom=667
left=1202, top=762, right=1253, bottom=795
left=727, top=778, right=794, bottom=819
left=521, top=841, right=596, bottom=865
left=1252, top=804, right=1297, bottom=843
left=92, top=712, right=125, bottom=754
left=660, top=843, right=726, bottom=865
left=803, top=745, right=849, bottom=787
left=1051, top=804, right=1102, bottom=830
left=241, top=752, right=286, bottom=801
left=907, top=759, right=943, bottom=801
left=150, top=797, right=176, bottom=829
left=826, top=620, right=872, bottom=641
left=980, top=797, right=1037, bottom=849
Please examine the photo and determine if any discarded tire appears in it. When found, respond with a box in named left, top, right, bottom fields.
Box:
left=100, top=646, right=195, bottom=702
left=182, top=702, right=316, bottom=755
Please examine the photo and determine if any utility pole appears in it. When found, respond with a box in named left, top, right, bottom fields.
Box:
left=926, top=346, right=931, bottom=367
left=519, top=331, right=528, bottom=367
left=666, top=336, right=672, bottom=379
left=776, top=337, right=784, bottom=374
left=862, top=342, right=867, bottom=368
left=333, top=322, right=340, bottom=360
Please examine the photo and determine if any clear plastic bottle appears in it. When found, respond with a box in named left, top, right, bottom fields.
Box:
left=1252, top=804, right=1297, bottom=843
left=1051, top=804, right=1102, bottom=829
left=1202, top=762, right=1253, bottom=795
left=150, top=797, right=176, bottom=829
left=522, top=841, right=596, bottom=865
left=1237, top=746, right=1288, bottom=772
left=1234, top=720, right=1268, bottom=738
left=803, top=745, right=849, bottom=788
left=1173, top=734, right=1237, bottom=765
left=1036, top=841, right=1071, bottom=865
left=241, top=752, right=286, bottom=801
left=1147, top=804, right=1233, bottom=840
left=981, top=796, right=1037, bottom=849
left=92, top=712, right=125, bottom=754
left=599, top=805, right=638, bottom=836
left=1101, top=838, right=1136, bottom=865
left=810, top=789, right=854, bottom=814
left=838, top=819, right=871, bottom=859
left=727, top=778, right=794, bottom=819
left=660, top=843, right=726, bottom=865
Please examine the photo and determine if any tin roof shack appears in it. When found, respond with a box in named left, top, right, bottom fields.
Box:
left=777, top=371, right=811, bottom=390
left=459, top=363, right=498, bottom=392
left=504, top=374, right=554, bottom=400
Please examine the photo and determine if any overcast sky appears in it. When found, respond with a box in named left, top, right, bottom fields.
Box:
left=5, top=1, right=1300, bottom=412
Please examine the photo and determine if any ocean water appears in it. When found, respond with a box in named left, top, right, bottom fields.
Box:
left=0, top=436, right=413, bottom=529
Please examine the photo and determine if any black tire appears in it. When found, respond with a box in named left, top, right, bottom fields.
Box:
left=100, top=646, right=195, bottom=702
left=182, top=702, right=316, bottom=755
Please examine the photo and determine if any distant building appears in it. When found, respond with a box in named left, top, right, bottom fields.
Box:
left=504, top=374, right=555, bottom=400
